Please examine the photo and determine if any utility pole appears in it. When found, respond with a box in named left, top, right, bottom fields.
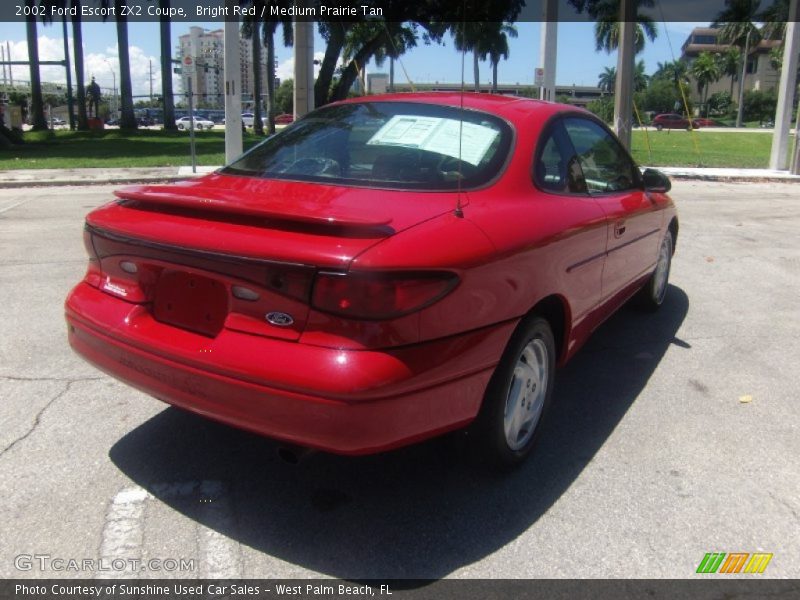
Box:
left=8, top=42, right=13, bottom=86
left=613, top=0, right=635, bottom=150
left=149, top=59, right=153, bottom=101
left=1, top=46, right=6, bottom=84
left=768, top=0, right=799, bottom=170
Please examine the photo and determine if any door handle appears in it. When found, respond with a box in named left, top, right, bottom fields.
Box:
left=614, top=220, right=626, bottom=237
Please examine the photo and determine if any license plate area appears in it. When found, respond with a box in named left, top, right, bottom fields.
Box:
left=153, top=270, right=228, bottom=337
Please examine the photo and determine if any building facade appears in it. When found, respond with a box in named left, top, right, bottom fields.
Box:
left=177, top=26, right=268, bottom=109
left=680, top=27, right=782, bottom=104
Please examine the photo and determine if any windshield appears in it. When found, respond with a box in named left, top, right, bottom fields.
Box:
left=222, top=101, right=513, bottom=190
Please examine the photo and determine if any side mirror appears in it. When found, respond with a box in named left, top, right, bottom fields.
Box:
left=642, top=168, right=671, bottom=193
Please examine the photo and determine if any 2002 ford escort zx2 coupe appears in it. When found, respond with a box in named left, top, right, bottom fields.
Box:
left=66, top=93, right=677, bottom=467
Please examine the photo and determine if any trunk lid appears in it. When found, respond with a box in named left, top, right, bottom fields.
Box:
left=85, top=173, right=458, bottom=341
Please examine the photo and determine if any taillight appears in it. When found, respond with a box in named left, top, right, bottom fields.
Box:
left=82, top=227, right=102, bottom=288
left=311, top=271, right=458, bottom=320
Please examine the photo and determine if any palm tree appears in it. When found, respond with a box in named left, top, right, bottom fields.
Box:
left=598, top=66, right=616, bottom=93
left=242, top=5, right=264, bottom=135
left=114, top=0, right=137, bottom=129
left=159, top=0, right=176, bottom=131
left=262, top=17, right=291, bottom=134
left=720, top=46, right=741, bottom=97
left=480, top=22, right=517, bottom=93
left=691, top=51, right=722, bottom=116
left=71, top=0, right=88, bottom=130
left=452, top=22, right=492, bottom=92
left=24, top=0, right=48, bottom=130
left=634, top=59, right=649, bottom=92
left=594, top=18, right=658, bottom=55
left=652, top=59, right=691, bottom=112
left=713, top=0, right=763, bottom=126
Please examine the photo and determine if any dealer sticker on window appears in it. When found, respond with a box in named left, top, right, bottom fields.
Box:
left=367, top=115, right=499, bottom=166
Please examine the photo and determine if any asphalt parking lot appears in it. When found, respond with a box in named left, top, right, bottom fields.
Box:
left=0, top=181, right=798, bottom=579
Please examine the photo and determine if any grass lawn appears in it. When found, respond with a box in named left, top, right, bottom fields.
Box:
left=631, top=130, right=785, bottom=168
left=1, top=127, right=791, bottom=171
left=0, top=129, right=263, bottom=170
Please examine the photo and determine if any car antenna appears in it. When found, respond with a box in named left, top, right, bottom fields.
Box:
left=454, top=10, right=466, bottom=219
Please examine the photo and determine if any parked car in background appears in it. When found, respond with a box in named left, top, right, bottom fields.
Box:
left=652, top=113, right=692, bottom=130
left=241, top=112, right=263, bottom=127
left=274, top=113, right=294, bottom=125
left=176, top=116, right=214, bottom=131
left=66, top=93, right=677, bottom=468
left=691, top=117, right=723, bottom=128
left=50, top=117, right=66, bottom=127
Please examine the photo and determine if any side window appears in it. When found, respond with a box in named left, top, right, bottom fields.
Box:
left=534, top=122, right=587, bottom=194
left=563, top=118, right=638, bottom=194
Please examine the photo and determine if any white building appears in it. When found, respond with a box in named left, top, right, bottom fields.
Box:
left=177, top=26, right=268, bottom=109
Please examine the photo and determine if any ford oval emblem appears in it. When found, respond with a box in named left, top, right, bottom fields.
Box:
left=266, top=311, right=294, bottom=327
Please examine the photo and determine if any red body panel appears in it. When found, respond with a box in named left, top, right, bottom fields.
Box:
left=65, top=93, right=677, bottom=454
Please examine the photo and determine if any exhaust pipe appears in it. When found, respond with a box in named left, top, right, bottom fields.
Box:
left=277, top=444, right=315, bottom=465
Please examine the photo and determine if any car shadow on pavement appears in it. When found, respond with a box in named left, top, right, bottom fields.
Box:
left=109, top=285, right=689, bottom=579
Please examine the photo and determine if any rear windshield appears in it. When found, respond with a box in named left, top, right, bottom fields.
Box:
left=222, top=101, right=513, bottom=190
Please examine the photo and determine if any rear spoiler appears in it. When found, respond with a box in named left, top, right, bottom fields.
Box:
left=114, top=185, right=394, bottom=229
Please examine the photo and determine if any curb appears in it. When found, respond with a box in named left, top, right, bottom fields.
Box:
left=0, top=176, right=190, bottom=189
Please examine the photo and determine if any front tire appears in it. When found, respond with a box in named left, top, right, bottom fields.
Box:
left=471, top=316, right=556, bottom=468
left=638, top=230, right=673, bottom=310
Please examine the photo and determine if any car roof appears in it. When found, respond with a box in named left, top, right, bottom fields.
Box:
left=332, top=92, right=584, bottom=125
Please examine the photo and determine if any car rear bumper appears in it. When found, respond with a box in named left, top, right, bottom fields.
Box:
left=65, top=282, right=514, bottom=455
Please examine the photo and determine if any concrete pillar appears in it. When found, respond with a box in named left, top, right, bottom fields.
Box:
left=539, top=0, right=558, bottom=102
left=293, top=20, right=314, bottom=117
left=223, top=1, right=242, bottom=163
left=769, top=0, right=800, bottom=170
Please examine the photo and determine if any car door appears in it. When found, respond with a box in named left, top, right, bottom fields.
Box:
left=531, top=119, right=607, bottom=330
left=562, top=116, right=662, bottom=302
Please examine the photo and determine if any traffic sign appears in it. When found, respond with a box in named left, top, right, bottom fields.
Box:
left=534, top=68, right=545, bottom=86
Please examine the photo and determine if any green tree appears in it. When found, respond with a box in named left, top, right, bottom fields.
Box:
left=719, top=46, right=741, bottom=97
left=634, top=59, right=649, bottom=92
left=691, top=51, right=722, bottom=117
left=24, top=0, right=48, bottom=130
left=274, top=78, right=293, bottom=114
left=743, top=88, right=777, bottom=123
left=594, top=18, right=658, bottom=55
left=242, top=5, right=265, bottom=135
left=452, top=21, right=489, bottom=92
left=586, top=97, right=615, bottom=122
left=712, top=0, right=763, bottom=127
left=598, top=66, right=616, bottom=93
left=708, top=91, right=734, bottom=116
left=98, top=0, right=137, bottom=129
left=638, top=78, right=682, bottom=114
left=158, top=0, right=176, bottom=131
left=70, top=0, right=88, bottom=129
left=481, top=22, right=517, bottom=93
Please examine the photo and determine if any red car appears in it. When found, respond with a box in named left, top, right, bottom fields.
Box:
left=652, top=113, right=692, bottom=130
left=66, top=94, right=677, bottom=467
left=274, top=113, right=294, bottom=124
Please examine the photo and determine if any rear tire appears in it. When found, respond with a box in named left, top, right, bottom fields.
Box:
left=637, top=230, right=673, bottom=311
left=470, top=316, right=556, bottom=469
left=655, top=124, right=663, bottom=131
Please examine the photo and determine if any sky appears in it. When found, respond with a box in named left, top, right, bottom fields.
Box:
left=0, top=20, right=707, bottom=99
